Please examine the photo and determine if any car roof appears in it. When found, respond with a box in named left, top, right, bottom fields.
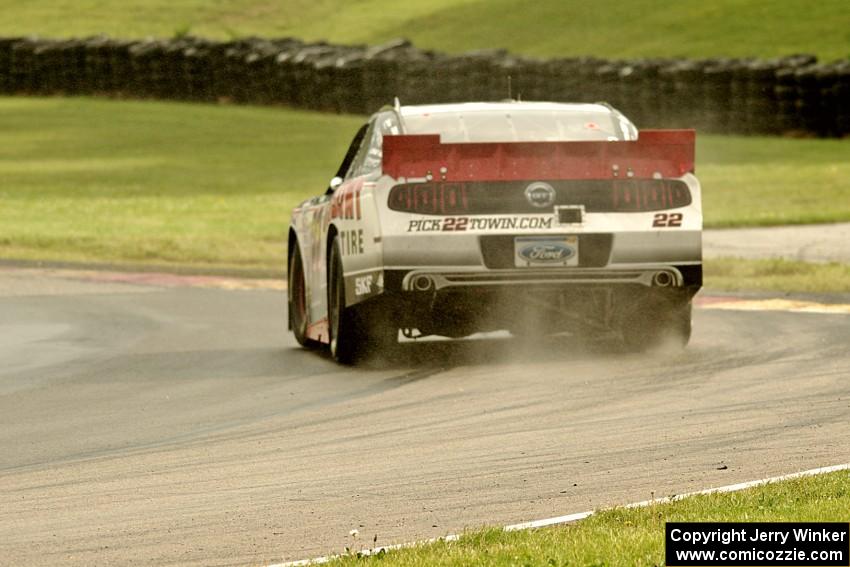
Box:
left=397, top=101, right=614, bottom=117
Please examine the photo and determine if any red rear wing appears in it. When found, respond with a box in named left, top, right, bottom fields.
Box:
left=382, top=130, right=695, bottom=181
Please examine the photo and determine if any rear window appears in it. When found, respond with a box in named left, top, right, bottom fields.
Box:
left=403, top=110, right=632, bottom=143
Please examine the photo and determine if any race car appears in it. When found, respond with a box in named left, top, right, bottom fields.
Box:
left=288, top=101, right=702, bottom=363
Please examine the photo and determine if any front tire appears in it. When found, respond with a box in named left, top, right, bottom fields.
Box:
left=288, top=243, right=315, bottom=347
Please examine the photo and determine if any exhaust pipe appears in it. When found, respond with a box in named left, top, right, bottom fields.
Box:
left=412, top=275, right=434, bottom=292
left=652, top=271, right=674, bottom=287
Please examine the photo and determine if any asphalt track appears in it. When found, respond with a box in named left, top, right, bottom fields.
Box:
left=703, top=222, right=850, bottom=263
left=1, top=267, right=849, bottom=566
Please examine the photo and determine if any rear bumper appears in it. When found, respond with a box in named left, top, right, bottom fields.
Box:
left=382, top=263, right=702, bottom=294
left=401, top=265, right=692, bottom=291
left=378, top=228, right=702, bottom=293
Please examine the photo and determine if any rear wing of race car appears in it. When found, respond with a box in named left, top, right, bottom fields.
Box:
left=382, top=130, right=695, bottom=181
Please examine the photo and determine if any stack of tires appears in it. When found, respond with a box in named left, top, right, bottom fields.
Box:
left=0, top=35, right=847, bottom=137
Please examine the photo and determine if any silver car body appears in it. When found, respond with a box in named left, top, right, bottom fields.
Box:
left=289, top=101, right=702, bottom=344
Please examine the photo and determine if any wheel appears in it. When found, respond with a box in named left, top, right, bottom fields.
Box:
left=327, top=236, right=361, bottom=363
left=327, top=236, right=397, bottom=364
left=288, top=243, right=315, bottom=347
left=619, top=298, right=692, bottom=352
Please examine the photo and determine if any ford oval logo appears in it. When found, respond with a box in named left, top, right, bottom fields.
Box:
left=519, top=243, right=575, bottom=263
left=524, top=182, right=556, bottom=208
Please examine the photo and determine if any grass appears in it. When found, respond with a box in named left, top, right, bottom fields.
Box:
left=698, top=136, right=850, bottom=227
left=705, top=258, right=850, bottom=294
left=0, top=96, right=362, bottom=271
left=330, top=470, right=850, bottom=566
left=1, top=1, right=849, bottom=61
left=1, top=96, right=848, bottom=281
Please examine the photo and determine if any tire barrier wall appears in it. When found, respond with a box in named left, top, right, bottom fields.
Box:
left=1, top=36, right=848, bottom=137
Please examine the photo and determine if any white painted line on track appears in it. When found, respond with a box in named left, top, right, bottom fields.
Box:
left=506, top=462, right=850, bottom=531
left=269, top=462, right=850, bottom=567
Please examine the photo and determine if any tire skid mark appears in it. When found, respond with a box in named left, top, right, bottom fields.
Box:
left=385, top=365, right=453, bottom=386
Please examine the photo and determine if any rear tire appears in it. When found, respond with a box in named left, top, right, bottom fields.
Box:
left=328, top=237, right=361, bottom=363
left=288, top=244, right=315, bottom=347
left=327, top=237, right=397, bottom=364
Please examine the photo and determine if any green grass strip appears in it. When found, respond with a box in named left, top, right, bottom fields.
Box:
left=705, top=258, right=850, bottom=294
